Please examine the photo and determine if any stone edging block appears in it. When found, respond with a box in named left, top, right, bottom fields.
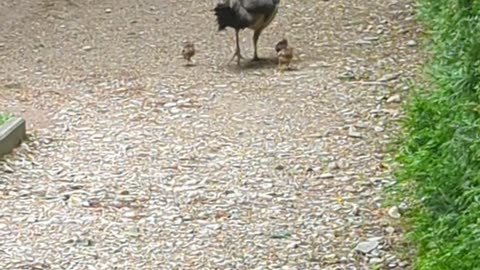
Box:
left=0, top=117, right=26, bottom=157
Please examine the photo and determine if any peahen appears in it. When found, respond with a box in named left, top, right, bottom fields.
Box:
left=213, top=0, right=280, bottom=65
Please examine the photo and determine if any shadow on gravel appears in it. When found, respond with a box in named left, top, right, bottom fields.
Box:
left=223, top=57, right=279, bottom=72
left=243, top=57, right=278, bottom=69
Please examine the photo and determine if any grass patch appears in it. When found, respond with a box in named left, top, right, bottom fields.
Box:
left=393, top=0, right=480, bottom=269
left=0, top=113, right=11, bottom=126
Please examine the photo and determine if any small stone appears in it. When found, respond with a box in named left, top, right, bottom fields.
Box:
left=374, top=126, right=385, bottom=132
left=387, top=94, right=401, bottom=103
left=350, top=203, right=360, bottom=216
left=123, top=211, right=137, bottom=218
left=348, top=127, right=362, bottom=138
left=77, top=239, right=94, bottom=247
left=83, top=198, right=101, bottom=208
left=407, top=40, right=417, bottom=47
left=368, top=236, right=384, bottom=242
left=111, top=200, right=125, bottom=208
left=324, top=253, right=337, bottom=263
left=275, top=164, right=285, bottom=170
left=177, top=98, right=191, bottom=105
left=281, top=266, right=298, bottom=270
left=398, top=202, right=409, bottom=212
left=388, top=206, right=401, bottom=219
left=363, top=36, right=379, bottom=41
left=82, top=45, right=93, bottom=51
left=355, top=240, right=379, bottom=254
left=164, top=102, right=177, bottom=108
left=336, top=159, right=349, bottom=169
left=388, top=262, right=399, bottom=268
left=319, top=173, right=334, bottom=179
left=271, top=230, right=292, bottom=239
left=170, top=107, right=181, bottom=114
left=355, top=39, right=373, bottom=45
left=328, top=162, right=339, bottom=170
left=105, top=8, right=112, bottom=13
left=207, top=223, right=222, bottom=230
left=378, top=72, right=400, bottom=82
left=27, top=216, right=37, bottom=223
left=385, top=226, right=395, bottom=234
left=287, top=242, right=300, bottom=249
left=3, top=165, right=14, bottom=173
left=370, top=257, right=384, bottom=265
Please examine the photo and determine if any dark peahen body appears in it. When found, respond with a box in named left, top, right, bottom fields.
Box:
left=213, top=0, right=280, bottom=65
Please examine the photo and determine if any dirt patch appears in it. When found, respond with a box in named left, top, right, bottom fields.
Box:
left=0, top=83, right=67, bottom=130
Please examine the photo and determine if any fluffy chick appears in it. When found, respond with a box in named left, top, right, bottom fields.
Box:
left=275, top=38, right=288, bottom=53
left=181, top=41, right=195, bottom=65
left=277, top=46, right=294, bottom=71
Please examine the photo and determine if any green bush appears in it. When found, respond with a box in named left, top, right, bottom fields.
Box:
left=395, top=0, right=480, bottom=269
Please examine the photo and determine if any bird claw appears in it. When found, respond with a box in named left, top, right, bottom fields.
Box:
left=229, top=50, right=245, bottom=65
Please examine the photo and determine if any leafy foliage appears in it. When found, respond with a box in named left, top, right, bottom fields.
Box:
left=395, top=0, right=480, bottom=269
left=0, top=113, right=11, bottom=126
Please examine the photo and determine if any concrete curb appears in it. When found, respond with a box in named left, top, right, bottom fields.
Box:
left=0, top=117, right=26, bottom=157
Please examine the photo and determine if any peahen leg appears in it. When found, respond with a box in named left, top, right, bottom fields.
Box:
left=252, top=29, right=263, bottom=61
left=229, top=29, right=244, bottom=65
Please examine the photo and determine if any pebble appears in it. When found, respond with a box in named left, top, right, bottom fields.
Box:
left=387, top=94, right=401, bottom=103
left=385, top=226, right=396, bottom=234
left=287, top=242, right=300, bottom=249
left=370, top=257, right=384, bottom=264
left=319, top=173, right=334, bottom=179
left=328, top=162, right=339, bottom=170
left=348, top=127, right=363, bottom=138
left=407, top=40, right=417, bottom=47
left=337, top=158, right=349, bottom=169
left=324, top=253, right=337, bottom=263
left=378, top=72, right=401, bottom=82
left=177, top=98, right=191, bottom=105
left=170, top=107, right=181, bottom=114
left=374, top=126, right=385, bottom=132
left=355, top=240, right=379, bottom=254
left=275, top=164, right=285, bottom=170
left=105, top=8, right=112, bottom=13
left=398, top=202, right=409, bottom=212
left=388, top=206, right=401, bottom=219
left=206, top=224, right=222, bottom=230
left=3, top=165, right=14, bottom=173
left=355, top=39, right=373, bottom=45
left=270, top=230, right=292, bottom=239
left=123, top=211, right=137, bottom=218
left=82, top=45, right=93, bottom=51
left=164, top=102, right=177, bottom=108
left=388, top=262, right=398, bottom=268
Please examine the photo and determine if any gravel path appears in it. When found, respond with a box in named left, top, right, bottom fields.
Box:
left=0, top=0, right=423, bottom=269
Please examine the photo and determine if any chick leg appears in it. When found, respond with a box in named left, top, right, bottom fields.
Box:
left=229, top=29, right=244, bottom=65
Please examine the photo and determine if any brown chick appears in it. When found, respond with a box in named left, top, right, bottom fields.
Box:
left=277, top=46, right=293, bottom=71
left=275, top=38, right=288, bottom=53
left=181, top=41, right=195, bottom=65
